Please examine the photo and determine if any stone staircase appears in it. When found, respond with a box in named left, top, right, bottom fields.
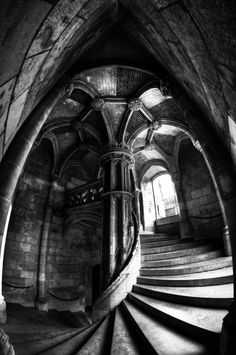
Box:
left=1, top=232, right=233, bottom=354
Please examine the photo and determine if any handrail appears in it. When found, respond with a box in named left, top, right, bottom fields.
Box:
left=92, top=211, right=140, bottom=317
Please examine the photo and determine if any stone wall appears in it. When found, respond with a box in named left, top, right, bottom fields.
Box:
left=47, top=213, right=102, bottom=312
left=3, top=143, right=102, bottom=311
left=3, top=145, right=51, bottom=306
left=179, top=139, right=224, bottom=239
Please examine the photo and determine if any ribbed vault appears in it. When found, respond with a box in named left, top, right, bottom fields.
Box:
left=1, top=0, right=236, bottom=162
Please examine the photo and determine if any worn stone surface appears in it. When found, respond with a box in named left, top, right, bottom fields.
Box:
left=3, top=145, right=51, bottom=306
left=0, top=2, right=236, bottom=349
left=179, top=139, right=224, bottom=238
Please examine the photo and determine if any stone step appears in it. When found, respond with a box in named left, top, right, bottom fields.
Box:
left=140, top=257, right=233, bottom=276
left=137, top=267, right=233, bottom=287
left=40, top=321, right=101, bottom=355
left=12, top=328, right=83, bottom=355
left=48, top=310, right=91, bottom=328
left=140, top=238, right=183, bottom=249
left=141, top=239, right=212, bottom=255
left=140, top=235, right=179, bottom=244
left=142, top=250, right=223, bottom=268
left=76, top=312, right=115, bottom=355
left=2, top=303, right=75, bottom=335
left=132, top=284, right=233, bottom=308
left=141, top=244, right=219, bottom=262
left=110, top=307, right=142, bottom=355
left=128, top=292, right=224, bottom=344
left=122, top=299, right=215, bottom=355
left=140, top=232, right=170, bottom=237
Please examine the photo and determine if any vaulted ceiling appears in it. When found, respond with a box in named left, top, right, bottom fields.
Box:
left=0, top=0, right=236, bottom=164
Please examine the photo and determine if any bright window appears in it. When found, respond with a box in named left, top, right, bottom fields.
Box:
left=153, top=173, right=178, bottom=218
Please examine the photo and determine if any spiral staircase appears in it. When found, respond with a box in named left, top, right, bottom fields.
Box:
left=1, top=231, right=233, bottom=355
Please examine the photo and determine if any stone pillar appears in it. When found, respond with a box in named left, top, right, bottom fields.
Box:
left=100, top=145, right=135, bottom=290
left=35, top=178, right=58, bottom=311
left=0, top=78, right=73, bottom=323
left=171, top=170, right=192, bottom=239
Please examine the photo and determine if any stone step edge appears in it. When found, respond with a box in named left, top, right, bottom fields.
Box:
left=136, top=274, right=233, bottom=287
left=11, top=327, right=83, bottom=345
left=127, top=292, right=219, bottom=346
left=140, top=239, right=182, bottom=248
left=140, top=236, right=179, bottom=243
left=132, top=284, right=233, bottom=308
left=120, top=301, right=158, bottom=355
left=141, top=240, right=213, bottom=255
left=140, top=258, right=233, bottom=276
left=39, top=318, right=102, bottom=355
left=141, top=245, right=218, bottom=261
left=142, top=250, right=223, bottom=268
left=76, top=312, right=114, bottom=355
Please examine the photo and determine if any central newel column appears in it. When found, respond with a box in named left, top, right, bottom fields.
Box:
left=100, top=144, right=135, bottom=290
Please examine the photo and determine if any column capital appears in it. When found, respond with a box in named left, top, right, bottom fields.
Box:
left=100, top=143, right=134, bottom=166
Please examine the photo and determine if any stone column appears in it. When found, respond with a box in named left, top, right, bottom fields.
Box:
left=100, top=144, right=135, bottom=290
left=171, top=170, right=192, bottom=239
left=35, top=178, right=58, bottom=311
left=0, top=78, right=73, bottom=323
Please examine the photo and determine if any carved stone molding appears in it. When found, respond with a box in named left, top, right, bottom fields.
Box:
left=128, top=98, right=143, bottom=111
left=90, top=98, right=106, bottom=111
left=66, top=180, right=103, bottom=208
left=100, top=151, right=134, bottom=166
left=100, top=143, right=134, bottom=166
left=104, top=142, right=132, bottom=153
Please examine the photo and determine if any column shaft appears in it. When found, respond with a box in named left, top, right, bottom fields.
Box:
left=35, top=180, right=57, bottom=311
left=100, top=146, right=134, bottom=289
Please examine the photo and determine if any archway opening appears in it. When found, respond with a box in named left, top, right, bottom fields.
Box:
left=152, top=173, right=179, bottom=219
left=141, top=170, right=179, bottom=233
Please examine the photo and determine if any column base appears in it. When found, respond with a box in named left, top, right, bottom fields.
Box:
left=35, top=299, right=48, bottom=312
left=220, top=301, right=236, bottom=355
left=0, top=297, right=7, bottom=324
left=223, top=226, right=232, bottom=256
